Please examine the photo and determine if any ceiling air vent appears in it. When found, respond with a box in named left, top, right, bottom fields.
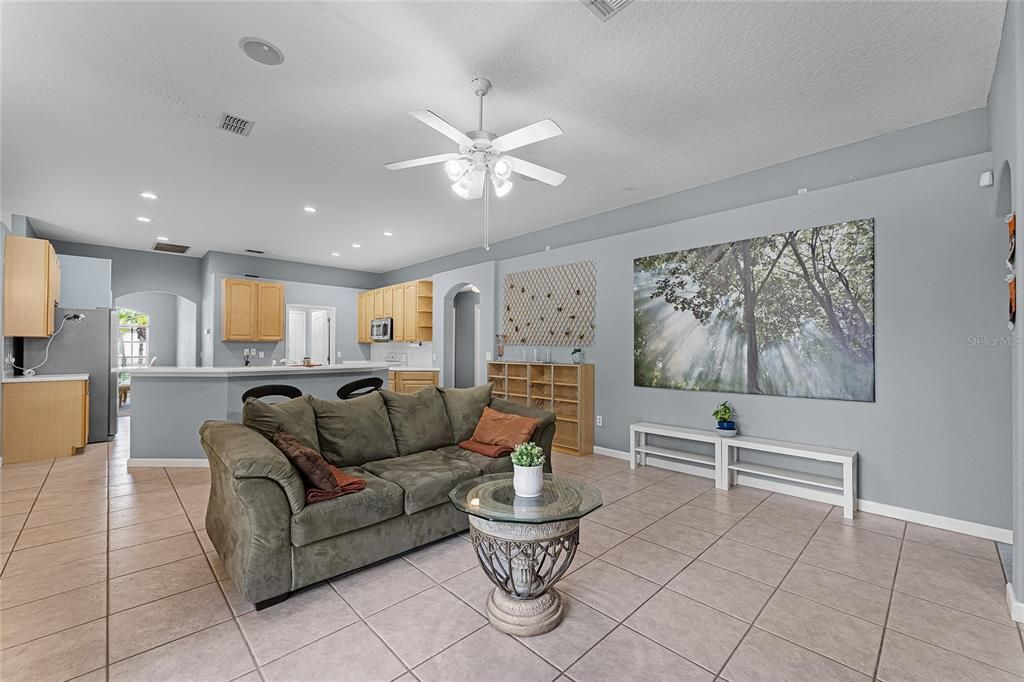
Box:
left=579, top=0, right=633, bottom=21
left=245, top=248, right=265, bottom=254
left=152, top=241, right=191, bottom=254
left=219, top=112, right=254, bottom=136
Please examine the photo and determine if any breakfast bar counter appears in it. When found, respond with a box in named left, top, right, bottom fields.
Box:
left=126, top=363, right=390, bottom=464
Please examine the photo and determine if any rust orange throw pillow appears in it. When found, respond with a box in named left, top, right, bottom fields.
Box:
left=470, top=407, right=540, bottom=449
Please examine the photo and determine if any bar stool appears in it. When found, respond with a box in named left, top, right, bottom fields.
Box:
left=336, top=377, right=383, bottom=400
left=241, top=384, right=302, bottom=404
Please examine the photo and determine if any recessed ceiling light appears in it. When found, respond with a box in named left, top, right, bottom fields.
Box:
left=156, top=236, right=169, bottom=242
left=239, top=37, right=285, bottom=66
left=136, top=216, right=151, bottom=223
left=330, top=251, right=340, bottom=257
left=303, top=206, right=317, bottom=214
left=383, top=231, right=393, bottom=237
left=138, top=191, right=158, bottom=200
left=352, top=243, right=361, bottom=249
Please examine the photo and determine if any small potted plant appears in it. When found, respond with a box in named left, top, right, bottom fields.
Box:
left=570, top=348, right=584, bottom=365
left=511, top=442, right=545, bottom=497
left=712, top=401, right=737, bottom=436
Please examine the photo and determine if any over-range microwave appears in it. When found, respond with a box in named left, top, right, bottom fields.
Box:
left=370, top=317, right=392, bottom=341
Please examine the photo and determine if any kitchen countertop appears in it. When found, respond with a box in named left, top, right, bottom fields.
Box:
left=126, top=363, right=391, bottom=379
left=2, top=373, right=90, bottom=384
left=389, top=367, right=440, bottom=372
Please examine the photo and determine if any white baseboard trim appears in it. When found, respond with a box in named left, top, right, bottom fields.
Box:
left=592, top=446, right=1012, bottom=543
left=1006, top=583, right=1024, bottom=624
left=128, top=458, right=209, bottom=469
left=856, top=499, right=1011, bottom=544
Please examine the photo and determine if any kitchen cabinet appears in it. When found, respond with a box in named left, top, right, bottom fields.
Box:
left=388, top=369, right=439, bottom=394
left=3, top=234, right=61, bottom=337
left=222, top=277, right=285, bottom=342
left=255, top=281, right=285, bottom=341
left=356, top=279, right=433, bottom=343
left=2, top=378, right=88, bottom=463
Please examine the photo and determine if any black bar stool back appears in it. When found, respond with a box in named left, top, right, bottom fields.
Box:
left=336, top=377, right=384, bottom=400
left=242, top=384, right=303, bottom=404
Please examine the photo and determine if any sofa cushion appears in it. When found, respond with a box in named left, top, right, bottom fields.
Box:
left=436, top=444, right=514, bottom=475
left=438, top=384, right=493, bottom=443
left=290, top=466, right=404, bottom=547
left=380, top=387, right=454, bottom=456
left=471, top=407, right=541, bottom=448
left=311, top=393, right=399, bottom=467
left=243, top=395, right=320, bottom=452
left=363, top=451, right=481, bottom=514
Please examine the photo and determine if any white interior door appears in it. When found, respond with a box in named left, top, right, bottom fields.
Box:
left=310, top=310, right=330, bottom=365
left=287, top=309, right=306, bottom=364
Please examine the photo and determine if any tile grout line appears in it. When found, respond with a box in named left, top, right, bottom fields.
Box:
left=1, top=458, right=55, bottom=574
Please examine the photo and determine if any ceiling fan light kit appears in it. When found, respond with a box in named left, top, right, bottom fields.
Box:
left=385, top=76, right=566, bottom=249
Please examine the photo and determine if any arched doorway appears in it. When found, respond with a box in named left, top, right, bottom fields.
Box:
left=441, top=282, right=482, bottom=388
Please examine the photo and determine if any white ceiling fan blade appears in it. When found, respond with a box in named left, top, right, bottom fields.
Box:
left=491, top=119, right=563, bottom=153
left=466, top=170, right=485, bottom=200
left=505, top=156, right=566, bottom=187
left=384, top=152, right=460, bottom=171
left=409, top=110, right=473, bottom=147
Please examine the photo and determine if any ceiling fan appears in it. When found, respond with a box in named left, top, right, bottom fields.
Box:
left=385, top=77, right=565, bottom=250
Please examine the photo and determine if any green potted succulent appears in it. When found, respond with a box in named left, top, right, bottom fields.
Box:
left=511, top=442, right=545, bottom=497
left=712, top=401, right=737, bottom=436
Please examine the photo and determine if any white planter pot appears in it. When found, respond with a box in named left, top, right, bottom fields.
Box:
left=513, top=464, right=544, bottom=498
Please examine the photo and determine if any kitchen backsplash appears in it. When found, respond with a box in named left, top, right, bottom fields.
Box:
left=370, top=341, right=435, bottom=368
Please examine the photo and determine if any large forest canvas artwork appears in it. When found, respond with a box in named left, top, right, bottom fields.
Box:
left=634, top=219, right=875, bottom=401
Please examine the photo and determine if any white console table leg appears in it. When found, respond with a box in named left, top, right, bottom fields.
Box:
left=842, top=459, right=855, bottom=519
left=714, top=440, right=727, bottom=490
left=629, top=428, right=637, bottom=470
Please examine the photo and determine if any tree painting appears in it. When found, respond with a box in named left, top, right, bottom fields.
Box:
left=634, top=219, right=874, bottom=401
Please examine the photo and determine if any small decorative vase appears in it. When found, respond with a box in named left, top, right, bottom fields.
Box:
left=513, top=464, right=544, bottom=498
left=571, top=350, right=583, bottom=365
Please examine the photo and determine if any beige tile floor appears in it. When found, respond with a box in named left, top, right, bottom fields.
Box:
left=1, top=420, right=1021, bottom=681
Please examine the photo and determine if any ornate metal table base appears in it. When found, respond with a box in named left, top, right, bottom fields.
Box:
left=468, top=516, right=579, bottom=636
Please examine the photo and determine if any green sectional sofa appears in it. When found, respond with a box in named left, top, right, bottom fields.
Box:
left=199, top=384, right=555, bottom=609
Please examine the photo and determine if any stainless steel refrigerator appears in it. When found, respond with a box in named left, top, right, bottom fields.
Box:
left=22, top=307, right=118, bottom=443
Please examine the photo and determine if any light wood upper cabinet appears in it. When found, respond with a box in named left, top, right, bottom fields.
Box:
left=255, top=282, right=285, bottom=341
left=222, top=278, right=285, bottom=342
left=403, top=283, right=417, bottom=342
left=355, top=279, right=433, bottom=344
left=392, top=285, right=405, bottom=341
left=3, top=235, right=61, bottom=337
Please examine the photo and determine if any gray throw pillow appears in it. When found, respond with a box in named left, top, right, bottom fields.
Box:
left=242, top=395, right=320, bottom=451
left=439, top=384, right=493, bottom=443
left=380, top=386, right=454, bottom=455
left=310, top=393, right=399, bottom=467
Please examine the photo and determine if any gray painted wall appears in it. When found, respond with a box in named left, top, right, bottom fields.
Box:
left=51, top=241, right=203, bottom=303
left=988, top=0, right=1024, bottom=591
left=201, top=251, right=380, bottom=291
left=176, top=297, right=197, bottom=368
left=382, top=109, right=991, bottom=285
left=454, top=290, right=480, bottom=388
left=432, top=261, right=497, bottom=388
left=206, top=274, right=369, bottom=367
left=493, top=153, right=1010, bottom=529
left=116, top=292, right=178, bottom=367
left=57, top=254, right=112, bottom=309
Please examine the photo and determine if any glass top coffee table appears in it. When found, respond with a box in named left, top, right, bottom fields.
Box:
left=449, top=473, right=602, bottom=636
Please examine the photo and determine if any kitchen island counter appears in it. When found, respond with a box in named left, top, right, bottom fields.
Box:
left=126, top=363, right=389, bottom=465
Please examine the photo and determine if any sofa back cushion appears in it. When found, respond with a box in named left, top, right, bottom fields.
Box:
left=243, top=395, right=320, bottom=451
left=380, top=386, right=454, bottom=455
left=439, top=384, right=493, bottom=443
left=311, top=392, right=399, bottom=467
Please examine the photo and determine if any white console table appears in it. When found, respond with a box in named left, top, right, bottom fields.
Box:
left=723, top=435, right=857, bottom=518
left=629, top=422, right=727, bottom=490
left=627, top=422, right=858, bottom=517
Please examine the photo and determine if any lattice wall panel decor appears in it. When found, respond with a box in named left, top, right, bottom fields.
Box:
left=503, top=261, right=596, bottom=346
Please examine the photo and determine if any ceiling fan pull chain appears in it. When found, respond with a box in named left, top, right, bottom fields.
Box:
left=483, top=170, right=491, bottom=251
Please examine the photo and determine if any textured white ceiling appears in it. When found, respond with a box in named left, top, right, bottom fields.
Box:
left=0, top=1, right=1007, bottom=272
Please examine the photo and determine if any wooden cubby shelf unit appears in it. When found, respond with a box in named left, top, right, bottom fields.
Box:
left=487, top=361, right=594, bottom=457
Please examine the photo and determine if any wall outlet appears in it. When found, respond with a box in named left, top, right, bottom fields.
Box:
left=258, top=351, right=264, bottom=359
left=485, top=352, right=492, bottom=361
left=337, top=351, right=343, bottom=358
left=596, top=416, right=603, bottom=427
